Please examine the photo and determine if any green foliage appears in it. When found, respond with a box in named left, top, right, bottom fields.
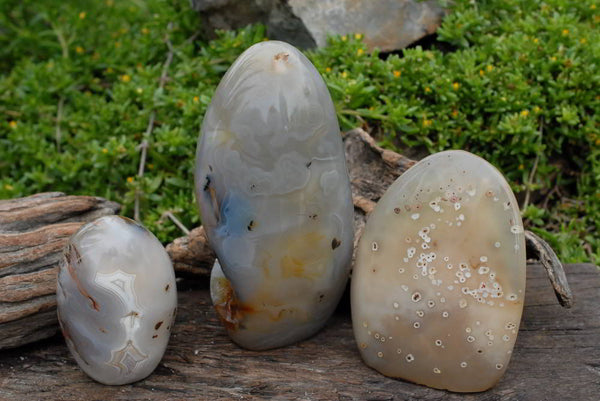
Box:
left=0, top=0, right=598, bottom=264
left=308, top=0, right=600, bottom=264
left=0, top=0, right=265, bottom=242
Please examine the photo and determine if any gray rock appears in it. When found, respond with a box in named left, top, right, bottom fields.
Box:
left=190, top=0, right=446, bottom=51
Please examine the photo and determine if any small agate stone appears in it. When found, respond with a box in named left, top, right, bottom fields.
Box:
left=195, top=41, right=353, bottom=350
left=56, top=216, right=177, bottom=385
left=351, top=150, right=526, bottom=392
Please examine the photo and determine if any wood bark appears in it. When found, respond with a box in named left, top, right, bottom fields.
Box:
left=0, top=263, right=597, bottom=400
left=167, top=128, right=573, bottom=306
left=0, top=193, right=121, bottom=349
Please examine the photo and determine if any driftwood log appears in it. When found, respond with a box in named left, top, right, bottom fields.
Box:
left=167, top=128, right=573, bottom=307
left=0, top=262, right=597, bottom=400
left=0, top=129, right=573, bottom=352
left=0, top=193, right=121, bottom=350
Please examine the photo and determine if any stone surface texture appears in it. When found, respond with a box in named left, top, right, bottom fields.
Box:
left=288, top=0, right=445, bottom=51
left=195, top=41, right=354, bottom=350
left=56, top=216, right=177, bottom=385
left=190, top=0, right=446, bottom=51
left=352, top=150, right=526, bottom=392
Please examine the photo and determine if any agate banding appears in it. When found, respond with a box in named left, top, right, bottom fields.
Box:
left=56, top=216, right=177, bottom=385
left=195, top=41, right=354, bottom=350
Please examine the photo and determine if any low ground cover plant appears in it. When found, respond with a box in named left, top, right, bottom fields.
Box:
left=1, top=0, right=598, bottom=263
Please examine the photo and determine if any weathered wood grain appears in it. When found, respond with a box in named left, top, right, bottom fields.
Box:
left=0, top=263, right=597, bottom=400
left=0, top=192, right=121, bottom=233
left=0, top=193, right=121, bottom=349
left=525, top=230, right=573, bottom=308
left=166, top=226, right=214, bottom=277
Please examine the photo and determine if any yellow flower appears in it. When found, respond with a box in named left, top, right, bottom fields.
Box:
left=136, top=88, right=143, bottom=94
left=127, top=177, right=134, bottom=183
left=533, top=106, right=542, bottom=114
left=115, top=41, right=121, bottom=48
left=354, top=33, right=363, bottom=40
left=76, top=46, right=84, bottom=54
left=325, top=67, right=332, bottom=73
left=452, top=82, right=460, bottom=91
left=451, top=109, right=459, bottom=117
left=580, top=38, right=587, bottom=44
left=562, top=29, right=569, bottom=36
left=102, top=148, right=108, bottom=154
left=9, top=120, right=17, bottom=128
left=141, top=27, right=149, bottom=35
left=422, top=119, right=433, bottom=127
left=486, top=65, right=494, bottom=72
left=106, top=67, right=114, bottom=74
left=533, top=38, right=539, bottom=44
left=341, top=35, right=347, bottom=42
left=518, top=164, right=524, bottom=170
left=424, top=86, right=431, bottom=93
left=520, top=110, right=529, bottom=117
left=356, top=48, right=364, bottom=56
left=4, top=184, right=14, bottom=190
left=591, top=4, right=597, bottom=9
left=79, top=12, right=86, bottom=19
left=479, top=69, right=485, bottom=77
left=596, top=138, right=600, bottom=146
left=341, top=71, right=348, bottom=78
left=120, top=74, right=131, bottom=83
left=393, top=70, right=401, bottom=78
left=550, top=56, right=557, bottom=61
left=193, top=96, right=199, bottom=103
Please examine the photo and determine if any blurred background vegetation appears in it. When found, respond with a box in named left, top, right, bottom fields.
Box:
left=0, top=0, right=598, bottom=264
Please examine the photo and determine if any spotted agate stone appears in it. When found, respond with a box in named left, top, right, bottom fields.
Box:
left=56, top=216, right=177, bottom=385
left=351, top=150, right=526, bottom=392
left=195, top=41, right=353, bottom=350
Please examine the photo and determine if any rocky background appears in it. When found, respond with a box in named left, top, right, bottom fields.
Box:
left=190, top=0, right=446, bottom=51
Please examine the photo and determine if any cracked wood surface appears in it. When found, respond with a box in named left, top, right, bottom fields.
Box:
left=0, top=263, right=598, bottom=400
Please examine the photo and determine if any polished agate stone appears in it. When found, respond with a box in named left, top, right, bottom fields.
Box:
left=56, top=216, right=177, bottom=385
left=351, top=150, right=526, bottom=392
left=195, top=41, right=353, bottom=350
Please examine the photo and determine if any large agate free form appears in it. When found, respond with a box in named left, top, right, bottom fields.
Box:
left=351, top=150, right=526, bottom=392
left=56, top=216, right=177, bottom=385
left=195, top=41, right=354, bottom=350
